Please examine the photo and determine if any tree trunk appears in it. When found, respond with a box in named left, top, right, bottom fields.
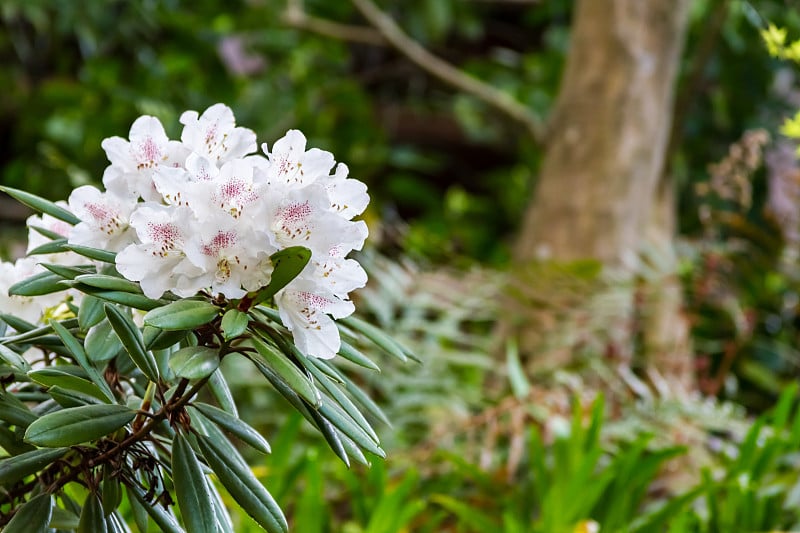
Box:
left=508, top=0, right=693, bottom=382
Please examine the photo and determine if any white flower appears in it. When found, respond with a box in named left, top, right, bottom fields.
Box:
left=261, top=130, right=335, bottom=188
left=68, top=186, right=138, bottom=252
left=101, top=116, right=188, bottom=202
left=180, top=103, right=256, bottom=164
left=182, top=212, right=273, bottom=299
left=25, top=206, right=84, bottom=267
left=0, top=258, right=62, bottom=325
left=116, top=204, right=201, bottom=299
left=275, top=278, right=355, bottom=358
left=310, top=251, right=368, bottom=299
left=322, top=163, right=370, bottom=220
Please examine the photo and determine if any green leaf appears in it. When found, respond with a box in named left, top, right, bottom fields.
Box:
left=0, top=313, right=36, bottom=333
left=144, top=299, right=220, bottom=331
left=8, top=271, right=68, bottom=297
left=29, top=368, right=111, bottom=404
left=125, top=485, right=150, bottom=533
left=173, top=433, right=219, bottom=533
left=0, top=393, right=37, bottom=427
left=75, top=274, right=143, bottom=294
left=506, top=339, right=530, bottom=399
left=192, top=402, right=270, bottom=454
left=78, top=493, right=108, bottom=533
left=0, top=344, right=31, bottom=371
left=249, top=246, right=312, bottom=306
left=66, top=243, right=117, bottom=264
left=431, top=494, right=498, bottom=531
left=49, top=385, right=105, bottom=408
left=49, top=506, right=81, bottom=530
left=221, top=309, right=249, bottom=340
left=143, top=326, right=187, bottom=351
left=208, top=370, right=238, bottom=417
left=27, top=238, right=70, bottom=256
left=75, top=285, right=164, bottom=311
left=39, top=262, right=95, bottom=280
left=197, top=434, right=288, bottom=533
left=169, top=346, right=219, bottom=380
left=105, top=304, right=159, bottom=382
left=85, top=320, right=123, bottom=363
left=251, top=335, right=320, bottom=407
left=338, top=341, right=380, bottom=372
left=102, top=466, right=122, bottom=516
left=24, top=404, right=135, bottom=447
left=0, top=447, right=69, bottom=485
left=127, top=483, right=184, bottom=533
left=49, top=319, right=116, bottom=402
left=0, top=186, right=79, bottom=224
left=318, top=396, right=385, bottom=458
left=78, top=295, right=107, bottom=330
left=3, top=493, right=54, bottom=533
left=341, top=315, right=412, bottom=362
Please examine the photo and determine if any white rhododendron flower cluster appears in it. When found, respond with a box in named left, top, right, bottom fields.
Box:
left=66, top=104, right=369, bottom=358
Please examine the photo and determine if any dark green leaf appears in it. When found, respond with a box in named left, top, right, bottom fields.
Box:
left=221, top=309, right=249, bottom=340
left=78, top=493, right=108, bottom=533
left=318, top=396, right=385, bottom=458
left=169, top=346, right=219, bottom=380
left=144, top=299, right=220, bottom=331
left=125, top=485, right=150, bottom=533
left=105, top=304, right=159, bottom=382
left=208, top=370, right=238, bottom=417
left=49, top=319, right=116, bottom=401
left=0, top=393, right=37, bottom=427
left=66, top=243, right=117, bottom=264
left=27, top=238, right=70, bottom=256
left=338, top=341, right=380, bottom=372
left=193, top=402, right=270, bottom=454
left=39, top=262, right=94, bottom=280
left=341, top=315, right=413, bottom=362
left=24, top=404, right=135, bottom=447
left=0, top=186, right=79, bottom=224
left=8, top=271, right=68, bottom=297
left=3, top=493, right=54, bottom=533
left=197, top=434, right=288, bottom=533
left=76, top=285, right=164, bottom=311
left=173, top=433, right=219, bottom=533
left=78, top=295, right=107, bottom=330
left=251, top=335, right=320, bottom=407
left=0, top=447, right=68, bottom=485
left=102, top=466, right=122, bottom=516
left=49, top=385, right=105, bottom=407
left=0, top=313, right=37, bottom=333
left=75, top=274, right=142, bottom=294
left=143, top=326, right=187, bottom=351
left=0, top=344, right=31, bottom=371
left=49, top=506, right=81, bottom=530
left=250, top=246, right=312, bottom=306
left=85, top=320, right=123, bottom=363
left=29, top=368, right=110, bottom=403
left=127, top=483, right=184, bottom=533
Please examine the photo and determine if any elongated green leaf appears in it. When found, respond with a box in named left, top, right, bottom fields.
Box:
left=144, top=299, right=220, bottom=331
left=24, top=404, right=135, bottom=447
left=251, top=336, right=320, bottom=407
left=334, top=368, right=392, bottom=427
left=169, top=346, right=219, bottom=380
left=341, top=315, right=412, bottom=362
left=75, top=274, right=142, bottom=294
left=102, top=466, right=122, bottom=516
left=49, top=319, right=115, bottom=401
left=125, top=485, right=150, bottom=533
left=0, top=312, right=36, bottom=333
left=0, top=344, right=30, bottom=371
left=39, top=262, right=94, bottom=280
left=318, top=396, right=385, bottom=458
left=0, top=447, right=68, bottom=485
left=250, top=246, right=312, bottom=306
left=78, top=493, right=107, bottom=533
left=221, top=309, right=249, bottom=340
left=29, top=224, right=67, bottom=241
left=143, top=326, right=187, bottom=351
left=197, top=434, right=288, bottom=533
left=8, top=271, right=68, bottom=297
left=29, top=368, right=110, bottom=403
left=27, top=238, right=70, bottom=256
left=49, top=385, right=105, bottom=408
left=0, top=186, right=79, bottom=224
left=78, top=295, right=106, bottom=330
left=173, top=433, right=219, bottom=533
left=127, top=483, right=184, bottom=533
left=338, top=341, right=380, bottom=372
left=3, top=493, right=54, bottom=533
left=208, top=370, right=238, bottom=417
left=49, top=506, right=81, bottom=530
left=105, top=304, right=159, bottom=382
left=66, top=243, right=117, bottom=264
left=192, top=402, right=270, bottom=454
left=0, top=393, right=37, bottom=427
left=85, top=320, right=123, bottom=363
left=76, top=285, right=164, bottom=311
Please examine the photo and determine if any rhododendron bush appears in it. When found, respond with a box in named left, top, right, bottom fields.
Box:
left=0, top=104, right=409, bottom=532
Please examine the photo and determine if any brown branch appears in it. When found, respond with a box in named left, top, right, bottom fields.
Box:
left=350, top=0, right=545, bottom=143
left=283, top=0, right=385, bottom=46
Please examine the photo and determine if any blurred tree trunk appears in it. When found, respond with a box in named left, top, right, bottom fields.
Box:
left=508, top=0, right=694, bottom=389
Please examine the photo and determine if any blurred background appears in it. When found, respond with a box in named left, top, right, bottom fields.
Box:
left=4, top=0, right=800, bottom=530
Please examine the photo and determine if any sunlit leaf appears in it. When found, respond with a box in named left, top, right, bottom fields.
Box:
left=169, top=346, right=219, bottom=380
left=221, top=308, right=249, bottom=340
left=0, top=185, right=79, bottom=224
